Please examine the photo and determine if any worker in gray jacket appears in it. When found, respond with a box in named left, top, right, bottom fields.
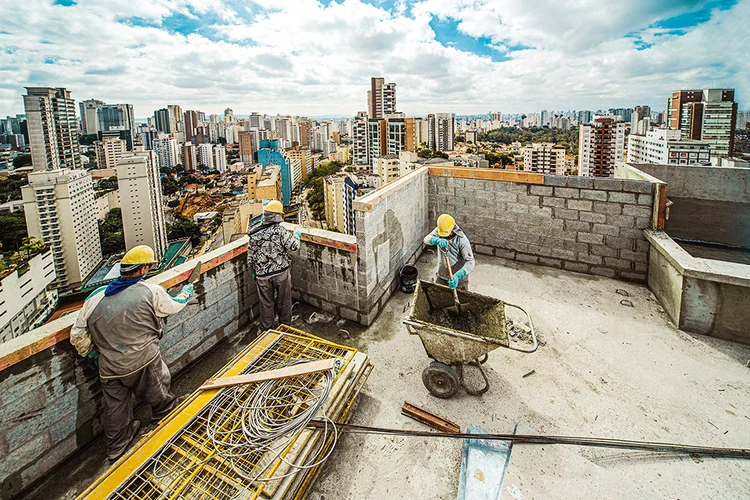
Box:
left=247, top=200, right=301, bottom=330
left=423, top=213, right=475, bottom=290
left=70, top=245, right=194, bottom=462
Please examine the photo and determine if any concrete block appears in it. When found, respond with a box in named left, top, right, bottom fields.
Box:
left=604, top=257, right=633, bottom=270
left=516, top=232, right=541, bottom=244
left=553, top=208, right=579, bottom=220
left=637, top=194, right=654, bottom=207
left=495, top=191, right=518, bottom=202
left=563, top=261, right=590, bottom=273
left=507, top=203, right=528, bottom=214
left=620, top=271, right=647, bottom=281
left=565, top=220, right=591, bottom=232
left=593, top=202, right=621, bottom=215
left=608, top=192, right=637, bottom=204
left=590, top=244, right=618, bottom=257
left=563, top=240, right=590, bottom=253
left=578, top=253, right=603, bottom=265
left=539, top=257, right=563, bottom=268
left=516, top=253, right=539, bottom=264
left=554, top=187, right=580, bottom=198
left=592, top=223, right=620, bottom=236
left=622, top=205, right=653, bottom=218
left=551, top=248, right=576, bottom=260
left=619, top=227, right=645, bottom=239
left=580, top=189, right=608, bottom=201
left=590, top=267, right=616, bottom=278
left=578, top=232, right=605, bottom=245
left=635, top=217, right=652, bottom=229
left=530, top=185, right=554, bottom=196
left=620, top=248, right=648, bottom=263
left=636, top=238, right=650, bottom=253
left=579, top=212, right=607, bottom=224
left=519, top=195, right=541, bottom=206
left=606, top=214, right=636, bottom=228
left=494, top=248, right=516, bottom=259
left=567, top=199, right=593, bottom=211
left=593, top=178, right=624, bottom=191
left=566, top=176, right=595, bottom=189
left=542, top=197, right=566, bottom=208
left=634, top=262, right=648, bottom=272
left=606, top=235, right=635, bottom=250
left=543, top=174, right=567, bottom=186
left=339, top=307, right=359, bottom=322
left=622, top=179, right=654, bottom=194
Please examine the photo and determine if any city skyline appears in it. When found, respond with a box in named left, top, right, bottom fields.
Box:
left=0, top=0, right=747, bottom=117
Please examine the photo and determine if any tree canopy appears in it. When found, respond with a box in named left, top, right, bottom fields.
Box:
left=479, top=127, right=578, bottom=154
left=99, top=208, right=125, bottom=256
left=0, top=211, right=28, bottom=252
left=0, top=174, right=28, bottom=202
left=12, top=154, right=32, bottom=169
left=168, top=218, right=202, bottom=245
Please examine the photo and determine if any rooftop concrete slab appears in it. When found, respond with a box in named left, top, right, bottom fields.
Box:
left=17, top=253, right=750, bottom=500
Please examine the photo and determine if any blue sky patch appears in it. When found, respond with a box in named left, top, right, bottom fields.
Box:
left=54, top=0, right=76, bottom=5
left=430, top=16, right=515, bottom=62
left=651, top=0, right=737, bottom=30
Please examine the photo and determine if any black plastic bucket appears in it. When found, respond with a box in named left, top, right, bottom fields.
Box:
left=400, top=265, right=419, bottom=293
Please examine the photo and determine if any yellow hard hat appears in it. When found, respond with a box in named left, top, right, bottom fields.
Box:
left=437, top=214, right=455, bottom=237
left=121, top=245, right=158, bottom=266
left=265, top=200, right=284, bottom=214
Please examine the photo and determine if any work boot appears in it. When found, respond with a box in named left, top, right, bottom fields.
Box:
left=108, top=420, right=141, bottom=463
left=151, top=395, right=188, bottom=423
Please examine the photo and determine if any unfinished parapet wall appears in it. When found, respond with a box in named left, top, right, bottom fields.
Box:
left=0, top=239, right=258, bottom=499
left=428, top=167, right=660, bottom=281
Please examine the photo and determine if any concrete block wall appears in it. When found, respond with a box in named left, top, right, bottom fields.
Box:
left=428, top=169, right=657, bottom=282
left=0, top=239, right=257, bottom=499
left=353, top=168, right=430, bottom=324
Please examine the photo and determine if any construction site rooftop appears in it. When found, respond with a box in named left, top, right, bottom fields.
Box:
left=15, top=253, right=750, bottom=499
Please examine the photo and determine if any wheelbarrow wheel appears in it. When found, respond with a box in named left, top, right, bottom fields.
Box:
left=422, top=361, right=459, bottom=399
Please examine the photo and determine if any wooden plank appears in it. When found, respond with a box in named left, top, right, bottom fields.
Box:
left=198, top=358, right=337, bottom=391
left=402, top=401, right=461, bottom=434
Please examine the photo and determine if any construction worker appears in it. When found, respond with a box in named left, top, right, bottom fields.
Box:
left=248, top=200, right=301, bottom=330
left=423, top=214, right=475, bottom=290
left=70, top=245, right=194, bottom=462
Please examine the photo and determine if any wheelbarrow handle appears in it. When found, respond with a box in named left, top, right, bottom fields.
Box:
left=503, top=301, right=539, bottom=353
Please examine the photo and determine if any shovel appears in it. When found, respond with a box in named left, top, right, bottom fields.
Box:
left=443, top=250, right=468, bottom=317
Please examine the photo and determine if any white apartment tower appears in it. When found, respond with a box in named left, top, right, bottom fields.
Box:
left=79, top=99, right=104, bottom=135
left=213, top=145, right=227, bottom=173
left=23, top=87, right=83, bottom=172
left=578, top=116, right=625, bottom=177
left=95, top=135, right=127, bottom=170
left=197, top=143, right=214, bottom=170
left=154, top=136, right=180, bottom=169
left=428, top=113, right=456, bottom=152
left=116, top=148, right=168, bottom=260
left=22, top=169, right=102, bottom=290
left=523, top=143, right=566, bottom=174
left=367, top=77, right=397, bottom=119
left=352, top=112, right=369, bottom=166
left=627, top=129, right=711, bottom=165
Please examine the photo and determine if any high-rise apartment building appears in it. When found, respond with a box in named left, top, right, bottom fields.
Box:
left=631, top=106, right=651, bottom=136
left=374, top=154, right=400, bottom=184
left=627, top=129, right=711, bottom=165
left=323, top=173, right=358, bottom=235
left=736, top=110, right=749, bottom=131
left=116, top=148, right=168, bottom=259
left=154, top=108, right=171, bottom=133
left=578, top=115, right=625, bottom=177
left=213, top=145, right=227, bottom=173
left=285, top=147, right=313, bottom=178
left=95, top=135, right=127, bottom=170
left=299, top=121, right=313, bottom=148
left=577, top=110, right=593, bottom=126
left=384, top=115, right=417, bottom=156
left=183, top=110, right=199, bottom=141
left=23, top=87, right=83, bottom=172
left=79, top=99, right=104, bottom=135
left=367, top=77, right=397, bottom=119
left=154, top=136, right=180, bottom=169
left=666, top=89, right=737, bottom=156
left=168, top=104, right=183, bottom=134
left=428, top=113, right=455, bottom=152
left=352, top=112, right=369, bottom=166
left=257, top=140, right=292, bottom=206
left=197, top=143, right=214, bottom=170
left=367, top=119, right=385, bottom=167
left=21, top=169, right=102, bottom=289
left=238, top=130, right=256, bottom=164
left=97, top=103, right=135, bottom=149
left=182, top=142, right=197, bottom=171
left=523, top=143, right=566, bottom=174
left=249, top=113, right=263, bottom=129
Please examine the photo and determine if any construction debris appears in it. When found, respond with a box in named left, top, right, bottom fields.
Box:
left=198, top=358, right=338, bottom=391
left=457, top=425, right=512, bottom=500
left=79, top=325, right=372, bottom=499
left=401, top=401, right=460, bottom=433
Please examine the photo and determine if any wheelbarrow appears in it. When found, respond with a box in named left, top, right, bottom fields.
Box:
left=403, top=280, right=537, bottom=398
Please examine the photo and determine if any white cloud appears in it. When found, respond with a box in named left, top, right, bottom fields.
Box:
left=0, top=0, right=746, bottom=118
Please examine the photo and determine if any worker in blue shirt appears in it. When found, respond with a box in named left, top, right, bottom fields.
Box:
left=423, top=214, right=475, bottom=290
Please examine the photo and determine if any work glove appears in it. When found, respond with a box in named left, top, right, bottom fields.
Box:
left=251, top=270, right=256, bottom=281
left=181, top=283, right=194, bottom=296
left=87, top=348, right=99, bottom=369
left=293, top=229, right=302, bottom=239
left=429, top=236, right=449, bottom=250
left=448, top=269, right=467, bottom=290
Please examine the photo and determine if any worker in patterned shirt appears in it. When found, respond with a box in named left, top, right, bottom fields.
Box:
left=70, top=245, right=194, bottom=462
left=247, top=200, right=301, bottom=330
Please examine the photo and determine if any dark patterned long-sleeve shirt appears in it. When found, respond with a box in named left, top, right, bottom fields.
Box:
left=247, top=222, right=300, bottom=278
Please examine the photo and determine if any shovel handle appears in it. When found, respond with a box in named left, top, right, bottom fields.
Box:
left=442, top=249, right=461, bottom=306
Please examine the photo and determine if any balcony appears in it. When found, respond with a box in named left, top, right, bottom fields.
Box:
left=1, top=167, right=749, bottom=499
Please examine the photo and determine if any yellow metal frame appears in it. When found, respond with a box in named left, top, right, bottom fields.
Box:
left=78, top=327, right=358, bottom=500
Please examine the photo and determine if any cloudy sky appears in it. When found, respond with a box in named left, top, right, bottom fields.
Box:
left=0, top=0, right=747, bottom=118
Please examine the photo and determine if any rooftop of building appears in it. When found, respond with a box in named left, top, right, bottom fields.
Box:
left=2, top=164, right=749, bottom=499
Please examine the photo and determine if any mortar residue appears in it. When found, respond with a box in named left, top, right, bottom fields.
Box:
left=428, top=308, right=479, bottom=333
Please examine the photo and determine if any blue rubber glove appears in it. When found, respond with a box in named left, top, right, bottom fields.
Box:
left=448, top=269, right=467, bottom=289
left=251, top=270, right=256, bottom=281
left=181, top=283, right=194, bottom=296
left=293, top=229, right=302, bottom=239
left=87, top=348, right=99, bottom=369
left=429, top=236, right=449, bottom=249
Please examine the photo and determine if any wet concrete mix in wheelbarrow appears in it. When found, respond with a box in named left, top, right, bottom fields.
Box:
left=428, top=308, right=480, bottom=333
